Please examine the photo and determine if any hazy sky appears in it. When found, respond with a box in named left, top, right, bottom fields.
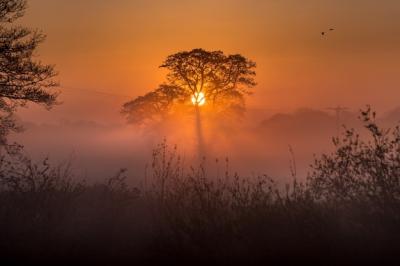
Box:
left=18, top=0, right=400, bottom=123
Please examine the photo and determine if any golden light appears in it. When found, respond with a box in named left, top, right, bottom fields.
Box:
left=191, top=91, right=206, bottom=106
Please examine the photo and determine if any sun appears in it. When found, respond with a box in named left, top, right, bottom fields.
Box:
left=191, top=91, right=206, bottom=106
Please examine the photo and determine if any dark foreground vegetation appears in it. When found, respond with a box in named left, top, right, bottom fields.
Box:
left=1, top=108, right=400, bottom=265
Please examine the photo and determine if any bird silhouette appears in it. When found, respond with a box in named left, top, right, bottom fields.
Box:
left=321, top=28, right=335, bottom=37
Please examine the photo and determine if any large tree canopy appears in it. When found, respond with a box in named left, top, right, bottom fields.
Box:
left=0, top=0, right=58, bottom=148
left=122, top=49, right=256, bottom=124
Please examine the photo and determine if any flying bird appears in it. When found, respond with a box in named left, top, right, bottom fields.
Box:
left=321, top=28, right=335, bottom=37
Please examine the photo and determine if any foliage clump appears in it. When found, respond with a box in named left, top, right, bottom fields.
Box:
left=122, top=49, right=256, bottom=124
left=0, top=0, right=58, bottom=149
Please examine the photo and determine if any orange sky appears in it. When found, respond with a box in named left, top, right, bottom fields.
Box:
left=18, top=0, right=400, bottom=123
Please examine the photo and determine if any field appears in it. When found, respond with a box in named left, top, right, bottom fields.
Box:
left=1, top=109, right=400, bottom=265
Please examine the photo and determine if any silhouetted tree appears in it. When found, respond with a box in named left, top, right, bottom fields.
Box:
left=0, top=0, right=58, bottom=149
left=122, top=48, right=256, bottom=124
left=123, top=84, right=189, bottom=124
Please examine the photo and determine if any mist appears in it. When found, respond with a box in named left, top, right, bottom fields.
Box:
left=13, top=100, right=399, bottom=185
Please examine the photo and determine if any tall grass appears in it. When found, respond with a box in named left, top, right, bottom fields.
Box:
left=0, top=107, right=400, bottom=264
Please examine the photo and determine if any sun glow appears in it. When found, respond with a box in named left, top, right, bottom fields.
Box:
left=191, top=91, right=206, bottom=106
